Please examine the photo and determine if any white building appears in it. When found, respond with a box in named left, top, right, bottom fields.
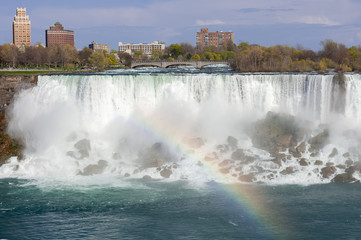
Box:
left=118, top=41, right=165, bottom=56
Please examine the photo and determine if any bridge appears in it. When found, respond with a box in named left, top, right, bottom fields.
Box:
left=130, top=60, right=230, bottom=69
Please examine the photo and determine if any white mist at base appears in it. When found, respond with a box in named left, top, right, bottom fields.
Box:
left=2, top=72, right=361, bottom=185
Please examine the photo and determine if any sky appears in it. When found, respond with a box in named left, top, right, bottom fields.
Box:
left=2, top=0, right=361, bottom=50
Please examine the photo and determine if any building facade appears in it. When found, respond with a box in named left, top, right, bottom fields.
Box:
left=89, top=41, right=110, bottom=53
left=13, top=8, right=31, bottom=47
left=118, top=41, right=165, bottom=56
left=196, top=28, right=234, bottom=50
left=46, top=22, right=74, bottom=48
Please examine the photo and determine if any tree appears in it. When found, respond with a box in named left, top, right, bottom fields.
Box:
left=118, top=52, right=132, bottom=67
left=151, top=49, right=163, bottom=60
left=191, top=54, right=201, bottom=61
left=1, top=44, right=19, bottom=68
left=107, top=53, right=118, bottom=65
left=88, top=50, right=106, bottom=71
left=167, top=44, right=183, bottom=58
left=79, top=47, right=93, bottom=67
left=180, top=42, right=195, bottom=59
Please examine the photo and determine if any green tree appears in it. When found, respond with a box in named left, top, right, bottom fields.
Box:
left=107, top=53, right=118, bottom=65
left=89, top=51, right=106, bottom=71
left=151, top=49, right=163, bottom=60
left=167, top=44, right=183, bottom=58
left=191, top=54, right=201, bottom=61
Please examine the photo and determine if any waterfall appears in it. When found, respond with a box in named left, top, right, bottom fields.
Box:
left=1, top=72, right=360, bottom=184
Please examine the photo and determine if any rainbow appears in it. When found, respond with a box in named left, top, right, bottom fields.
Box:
left=128, top=108, right=293, bottom=239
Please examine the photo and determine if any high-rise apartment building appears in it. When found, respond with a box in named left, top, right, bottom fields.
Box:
left=46, top=22, right=75, bottom=48
left=196, top=28, right=234, bottom=50
left=89, top=41, right=110, bottom=53
left=13, top=8, right=31, bottom=47
left=118, top=41, right=165, bottom=56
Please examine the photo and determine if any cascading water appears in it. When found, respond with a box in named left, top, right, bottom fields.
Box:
left=1, top=69, right=361, bottom=184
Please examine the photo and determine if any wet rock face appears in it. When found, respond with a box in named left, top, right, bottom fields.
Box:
left=332, top=173, right=359, bottom=183
left=321, top=166, right=337, bottom=178
left=79, top=160, right=108, bottom=176
left=309, top=130, right=329, bottom=151
left=249, top=111, right=307, bottom=156
left=0, top=75, right=37, bottom=166
left=137, top=142, right=172, bottom=169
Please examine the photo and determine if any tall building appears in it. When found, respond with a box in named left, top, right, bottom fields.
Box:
left=196, top=28, right=234, bottom=50
left=46, top=22, right=75, bottom=48
left=89, top=41, right=110, bottom=53
left=13, top=8, right=31, bottom=47
left=118, top=41, right=165, bottom=56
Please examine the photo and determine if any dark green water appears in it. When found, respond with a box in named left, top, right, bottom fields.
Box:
left=1, top=179, right=361, bottom=240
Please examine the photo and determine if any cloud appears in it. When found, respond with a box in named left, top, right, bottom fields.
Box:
left=295, top=16, right=341, bottom=26
left=195, top=19, right=226, bottom=26
left=237, top=8, right=294, bottom=13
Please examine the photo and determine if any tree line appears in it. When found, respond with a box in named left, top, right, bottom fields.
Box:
left=1, top=39, right=361, bottom=72
left=0, top=44, right=120, bottom=71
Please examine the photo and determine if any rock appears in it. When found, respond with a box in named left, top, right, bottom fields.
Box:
left=296, top=142, right=307, bottom=153
left=138, top=142, right=171, bottom=168
left=183, top=137, right=204, bottom=149
left=272, top=158, right=283, bottom=166
left=310, top=152, right=319, bottom=157
left=299, top=158, right=308, bottom=166
left=227, top=136, right=238, bottom=151
left=336, top=164, right=346, bottom=169
left=143, top=175, right=152, bottom=179
left=321, top=166, right=337, bottom=178
left=244, top=155, right=257, bottom=164
left=160, top=168, right=172, bottom=178
left=345, top=166, right=356, bottom=175
left=74, top=139, right=91, bottom=159
left=238, top=174, right=254, bottom=182
left=326, top=162, right=335, bottom=167
left=309, top=129, right=329, bottom=151
left=292, top=152, right=302, bottom=158
left=204, top=152, right=218, bottom=162
left=79, top=160, right=108, bottom=176
left=314, top=160, right=323, bottom=165
left=331, top=173, right=359, bottom=183
left=345, top=159, right=354, bottom=167
left=219, top=159, right=233, bottom=167
left=281, top=167, right=294, bottom=175
left=219, top=168, right=230, bottom=174
left=343, top=152, right=351, bottom=158
left=124, top=173, right=130, bottom=177
left=328, top=148, right=338, bottom=158
left=216, top=144, right=229, bottom=153
left=231, top=149, right=245, bottom=161
left=272, top=153, right=285, bottom=166
left=249, top=111, right=306, bottom=156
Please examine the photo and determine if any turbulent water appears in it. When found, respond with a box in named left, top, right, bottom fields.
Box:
left=1, top=66, right=361, bottom=239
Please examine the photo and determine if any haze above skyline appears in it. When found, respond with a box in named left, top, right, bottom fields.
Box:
left=1, top=0, right=361, bottom=50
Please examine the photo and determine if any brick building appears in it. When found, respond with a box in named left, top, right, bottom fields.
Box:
left=89, top=41, right=110, bottom=53
left=196, top=28, right=234, bottom=50
left=46, top=22, right=75, bottom=48
left=13, top=8, right=31, bottom=47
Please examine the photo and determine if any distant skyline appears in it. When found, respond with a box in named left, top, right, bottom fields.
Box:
left=1, top=0, right=361, bottom=50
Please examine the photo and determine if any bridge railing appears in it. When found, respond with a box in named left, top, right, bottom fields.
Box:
left=132, top=60, right=229, bottom=63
